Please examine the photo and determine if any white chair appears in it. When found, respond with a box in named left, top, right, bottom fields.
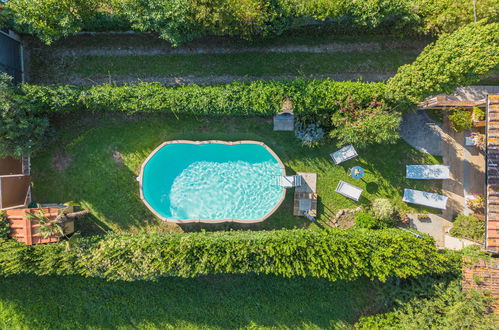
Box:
left=406, top=165, right=450, bottom=179
left=402, top=189, right=447, bottom=210
left=279, top=175, right=302, bottom=188
left=335, top=180, right=363, bottom=201
left=330, top=145, right=358, bottom=164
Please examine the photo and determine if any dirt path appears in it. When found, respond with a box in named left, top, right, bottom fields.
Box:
left=37, top=72, right=394, bottom=86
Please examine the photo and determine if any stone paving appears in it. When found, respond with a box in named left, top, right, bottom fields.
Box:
left=399, top=110, right=444, bottom=156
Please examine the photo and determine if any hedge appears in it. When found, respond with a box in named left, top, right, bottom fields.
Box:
left=4, top=0, right=497, bottom=45
left=386, top=21, right=499, bottom=106
left=0, top=228, right=452, bottom=282
left=21, top=79, right=387, bottom=116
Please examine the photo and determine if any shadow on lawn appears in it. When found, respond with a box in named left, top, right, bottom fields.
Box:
left=0, top=274, right=378, bottom=329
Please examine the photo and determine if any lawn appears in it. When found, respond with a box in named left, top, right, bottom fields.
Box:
left=69, top=51, right=418, bottom=78
left=31, top=113, right=441, bottom=234
left=0, top=274, right=380, bottom=329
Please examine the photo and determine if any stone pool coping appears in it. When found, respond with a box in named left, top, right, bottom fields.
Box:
left=138, top=140, right=287, bottom=224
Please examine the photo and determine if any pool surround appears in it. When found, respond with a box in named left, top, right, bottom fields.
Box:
left=138, top=140, right=286, bottom=224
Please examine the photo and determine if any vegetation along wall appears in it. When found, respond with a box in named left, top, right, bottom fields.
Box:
left=1, top=0, right=497, bottom=45
left=0, top=228, right=457, bottom=281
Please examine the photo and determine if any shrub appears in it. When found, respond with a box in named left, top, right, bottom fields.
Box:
left=355, top=212, right=377, bottom=229
left=0, top=211, right=10, bottom=240
left=356, top=279, right=497, bottom=329
left=450, top=214, right=485, bottom=242
left=472, top=106, right=485, bottom=122
left=371, top=198, right=395, bottom=220
left=448, top=108, right=472, bottom=132
left=329, top=97, right=401, bottom=147
left=5, top=0, right=100, bottom=45
left=466, top=194, right=485, bottom=214
left=0, top=74, right=50, bottom=157
left=294, top=122, right=324, bottom=148
left=386, top=21, right=499, bottom=108
left=0, top=228, right=451, bottom=282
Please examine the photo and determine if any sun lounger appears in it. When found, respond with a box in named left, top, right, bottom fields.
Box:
left=403, top=189, right=447, bottom=210
left=279, top=175, right=302, bottom=188
left=330, top=145, right=358, bottom=164
left=335, top=180, right=363, bottom=201
left=406, top=165, right=450, bottom=179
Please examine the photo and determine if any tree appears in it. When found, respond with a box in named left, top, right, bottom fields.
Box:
left=0, top=74, right=50, bottom=158
left=330, top=96, right=401, bottom=147
left=386, top=20, right=499, bottom=108
left=5, top=0, right=100, bottom=44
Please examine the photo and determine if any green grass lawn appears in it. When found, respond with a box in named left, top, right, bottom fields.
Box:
left=69, top=51, right=418, bottom=78
left=31, top=114, right=440, bottom=234
left=0, top=274, right=380, bottom=329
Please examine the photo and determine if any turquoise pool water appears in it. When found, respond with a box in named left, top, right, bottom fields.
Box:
left=141, top=142, right=285, bottom=221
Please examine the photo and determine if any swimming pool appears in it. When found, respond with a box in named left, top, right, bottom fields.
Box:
left=139, top=140, right=286, bottom=223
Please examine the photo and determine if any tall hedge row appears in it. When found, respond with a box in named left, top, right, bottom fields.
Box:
left=21, top=79, right=387, bottom=116
left=3, top=0, right=497, bottom=45
left=386, top=21, right=499, bottom=106
left=0, top=228, right=452, bottom=282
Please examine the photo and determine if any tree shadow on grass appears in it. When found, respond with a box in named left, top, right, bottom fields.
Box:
left=0, top=274, right=378, bottom=329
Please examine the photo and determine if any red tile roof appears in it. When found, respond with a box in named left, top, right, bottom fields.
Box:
left=486, top=95, right=499, bottom=252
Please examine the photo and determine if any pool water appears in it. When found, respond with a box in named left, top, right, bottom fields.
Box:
left=142, top=142, right=285, bottom=221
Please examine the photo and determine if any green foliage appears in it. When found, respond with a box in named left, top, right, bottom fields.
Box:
left=21, top=79, right=398, bottom=147
left=0, top=228, right=451, bottom=282
left=414, top=0, right=499, bottom=34
left=450, top=214, right=485, bottom=242
left=472, top=106, right=486, bottom=122
left=356, top=279, right=497, bottom=329
left=386, top=21, right=499, bottom=107
left=329, top=97, right=401, bottom=147
left=0, top=211, right=10, bottom=240
left=5, top=1, right=498, bottom=45
left=0, top=74, right=50, bottom=157
left=354, top=212, right=377, bottom=229
left=448, top=108, right=472, bottom=132
left=371, top=198, right=395, bottom=220
left=5, top=0, right=100, bottom=45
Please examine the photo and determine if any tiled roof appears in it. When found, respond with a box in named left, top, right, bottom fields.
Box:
left=486, top=95, right=499, bottom=252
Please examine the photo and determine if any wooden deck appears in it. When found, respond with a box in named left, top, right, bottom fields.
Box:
left=486, top=95, right=499, bottom=252
left=293, top=172, right=317, bottom=217
left=419, top=95, right=486, bottom=110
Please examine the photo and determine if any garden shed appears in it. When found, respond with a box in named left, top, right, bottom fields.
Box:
left=0, top=156, right=31, bottom=210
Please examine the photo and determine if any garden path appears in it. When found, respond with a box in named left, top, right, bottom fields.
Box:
left=399, top=110, right=444, bottom=156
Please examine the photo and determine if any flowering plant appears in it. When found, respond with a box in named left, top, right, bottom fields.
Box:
left=470, top=132, right=485, bottom=150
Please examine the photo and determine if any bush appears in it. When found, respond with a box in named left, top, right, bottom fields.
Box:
left=0, top=211, right=10, bottom=240
left=386, top=21, right=499, bottom=107
left=0, top=74, right=50, bottom=157
left=294, top=122, right=324, bottom=148
left=449, top=214, right=485, bottom=242
left=5, top=0, right=100, bottom=45
left=356, top=279, right=497, bottom=329
left=371, top=198, right=395, bottom=220
left=448, top=108, right=472, bottom=132
left=0, top=228, right=451, bottom=282
left=355, top=212, right=377, bottom=229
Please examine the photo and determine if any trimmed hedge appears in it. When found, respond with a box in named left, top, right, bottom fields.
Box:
left=21, top=79, right=387, bottom=116
left=0, top=228, right=451, bottom=282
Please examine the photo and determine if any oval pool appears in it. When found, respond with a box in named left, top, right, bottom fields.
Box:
left=139, top=141, right=286, bottom=223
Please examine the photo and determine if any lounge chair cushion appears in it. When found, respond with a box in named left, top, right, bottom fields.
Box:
left=330, top=145, right=358, bottom=164
left=335, top=180, right=363, bottom=201
left=406, top=165, right=450, bottom=179
left=403, top=189, right=447, bottom=210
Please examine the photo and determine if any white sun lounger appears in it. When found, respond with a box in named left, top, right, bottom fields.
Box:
left=330, top=145, right=358, bottom=164
left=406, top=165, right=450, bottom=179
left=279, top=175, right=302, bottom=188
left=403, top=189, right=448, bottom=210
left=335, top=180, right=363, bottom=201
